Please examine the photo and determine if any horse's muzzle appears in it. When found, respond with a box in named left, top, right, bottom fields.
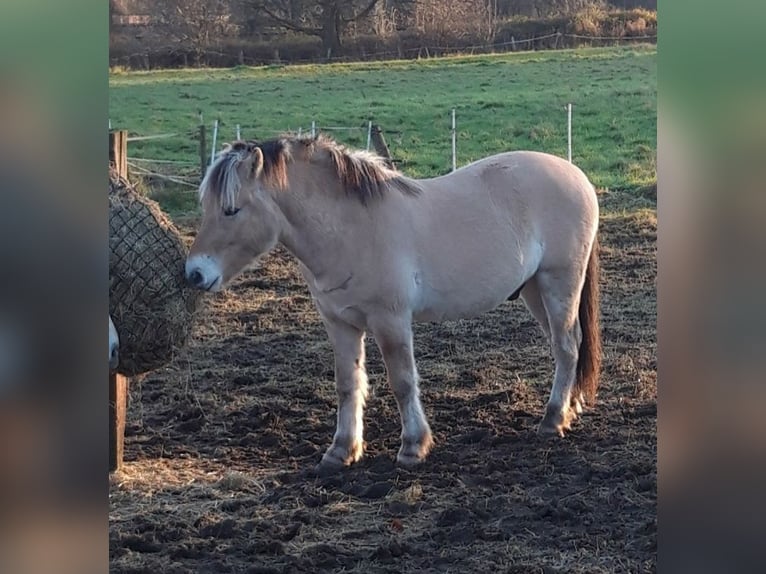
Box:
left=185, top=255, right=223, bottom=291
left=187, top=269, right=205, bottom=288
left=109, top=345, right=119, bottom=372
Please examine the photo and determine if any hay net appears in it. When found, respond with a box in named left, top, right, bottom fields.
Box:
left=109, top=169, right=201, bottom=376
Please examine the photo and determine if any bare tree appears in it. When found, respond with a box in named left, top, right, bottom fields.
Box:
left=535, top=0, right=606, bottom=17
left=252, top=0, right=381, bottom=58
left=413, top=0, right=498, bottom=44
left=481, top=0, right=500, bottom=44
left=494, top=0, right=605, bottom=18
left=158, top=0, right=238, bottom=65
left=370, top=0, right=397, bottom=37
left=368, top=0, right=416, bottom=37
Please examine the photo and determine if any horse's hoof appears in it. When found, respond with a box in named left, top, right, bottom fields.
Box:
left=396, top=432, right=434, bottom=467
left=538, top=407, right=575, bottom=437
left=318, top=440, right=363, bottom=472
left=571, top=394, right=585, bottom=415
left=537, top=422, right=566, bottom=438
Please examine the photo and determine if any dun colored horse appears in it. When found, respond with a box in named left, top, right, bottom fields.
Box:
left=186, top=134, right=600, bottom=471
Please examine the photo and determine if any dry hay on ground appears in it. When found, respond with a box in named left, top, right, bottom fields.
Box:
left=109, top=199, right=656, bottom=573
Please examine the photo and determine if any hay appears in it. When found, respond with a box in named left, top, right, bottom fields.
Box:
left=109, top=170, right=201, bottom=376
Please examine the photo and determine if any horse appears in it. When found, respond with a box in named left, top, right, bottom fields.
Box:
left=185, top=134, right=601, bottom=472
left=109, top=315, right=119, bottom=372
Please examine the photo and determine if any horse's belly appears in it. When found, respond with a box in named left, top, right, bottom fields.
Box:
left=410, top=239, right=536, bottom=322
left=412, top=288, right=512, bottom=323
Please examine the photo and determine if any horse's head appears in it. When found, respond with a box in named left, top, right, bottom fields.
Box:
left=185, top=141, right=285, bottom=292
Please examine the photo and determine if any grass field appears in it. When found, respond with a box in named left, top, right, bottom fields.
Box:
left=109, top=45, right=656, bottom=214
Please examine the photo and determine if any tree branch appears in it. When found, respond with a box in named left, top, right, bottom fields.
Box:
left=344, top=0, right=380, bottom=23
left=256, top=2, right=321, bottom=36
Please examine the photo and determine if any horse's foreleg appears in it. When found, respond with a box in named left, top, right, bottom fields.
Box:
left=536, top=271, right=583, bottom=437
left=372, top=318, right=433, bottom=466
left=319, top=319, right=368, bottom=470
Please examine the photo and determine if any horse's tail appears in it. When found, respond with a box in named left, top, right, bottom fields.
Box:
left=575, top=233, right=601, bottom=404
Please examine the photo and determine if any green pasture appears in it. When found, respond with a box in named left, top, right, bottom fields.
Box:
left=109, top=45, right=656, bottom=215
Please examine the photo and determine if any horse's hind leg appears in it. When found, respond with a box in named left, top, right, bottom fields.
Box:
left=522, top=278, right=585, bottom=415
left=521, top=278, right=551, bottom=340
left=318, top=317, right=368, bottom=471
left=536, top=269, right=584, bottom=437
left=371, top=316, right=433, bottom=466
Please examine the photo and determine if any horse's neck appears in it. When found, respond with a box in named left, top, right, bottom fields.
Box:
left=272, top=168, right=360, bottom=279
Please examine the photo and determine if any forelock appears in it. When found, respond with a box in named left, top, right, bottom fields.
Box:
left=199, top=144, right=250, bottom=211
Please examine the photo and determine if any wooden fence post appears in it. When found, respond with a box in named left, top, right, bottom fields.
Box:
left=109, top=129, right=129, bottom=472
left=199, top=124, right=207, bottom=180
left=109, top=373, right=128, bottom=472
left=370, top=125, right=394, bottom=169
left=109, top=130, right=128, bottom=179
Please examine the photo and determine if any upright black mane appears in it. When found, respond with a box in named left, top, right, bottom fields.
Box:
left=202, top=133, right=421, bottom=207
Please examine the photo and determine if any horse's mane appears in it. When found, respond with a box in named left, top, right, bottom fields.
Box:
left=200, top=133, right=420, bottom=209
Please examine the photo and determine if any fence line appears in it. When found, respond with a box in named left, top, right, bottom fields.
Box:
left=567, top=103, right=573, bottom=163
left=315, top=126, right=367, bottom=131
left=121, top=120, right=381, bottom=188
left=396, top=32, right=655, bottom=55
left=126, top=133, right=178, bottom=142
left=112, top=31, right=656, bottom=69
left=127, top=161, right=199, bottom=188
left=129, top=157, right=197, bottom=166
left=451, top=108, right=457, bottom=172
left=120, top=102, right=583, bottom=189
left=567, top=33, right=656, bottom=40
left=446, top=104, right=577, bottom=170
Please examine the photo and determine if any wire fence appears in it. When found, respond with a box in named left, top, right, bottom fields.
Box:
left=111, top=31, right=656, bottom=70
left=127, top=161, right=199, bottom=188
left=119, top=122, right=375, bottom=192
left=114, top=101, right=580, bottom=193
left=111, top=32, right=653, bottom=189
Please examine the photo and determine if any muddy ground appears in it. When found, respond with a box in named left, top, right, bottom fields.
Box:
left=109, top=200, right=656, bottom=573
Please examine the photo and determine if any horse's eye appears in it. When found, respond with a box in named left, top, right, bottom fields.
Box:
left=223, top=207, right=240, bottom=217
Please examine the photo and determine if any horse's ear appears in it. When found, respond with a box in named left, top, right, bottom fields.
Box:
left=241, top=146, right=264, bottom=181
left=252, top=147, right=264, bottom=178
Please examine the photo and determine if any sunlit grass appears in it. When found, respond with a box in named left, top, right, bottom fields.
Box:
left=109, top=45, right=656, bottom=214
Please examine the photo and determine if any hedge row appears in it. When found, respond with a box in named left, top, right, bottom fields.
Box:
left=109, top=9, right=656, bottom=70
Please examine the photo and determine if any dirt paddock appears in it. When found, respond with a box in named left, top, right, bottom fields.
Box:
left=109, top=206, right=656, bottom=573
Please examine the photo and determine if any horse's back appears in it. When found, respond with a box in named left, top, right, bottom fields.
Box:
left=418, top=150, right=596, bottom=235
left=401, top=150, right=597, bottom=321
left=440, top=150, right=598, bottom=246
left=470, top=150, right=598, bottom=265
left=451, top=150, right=594, bottom=199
